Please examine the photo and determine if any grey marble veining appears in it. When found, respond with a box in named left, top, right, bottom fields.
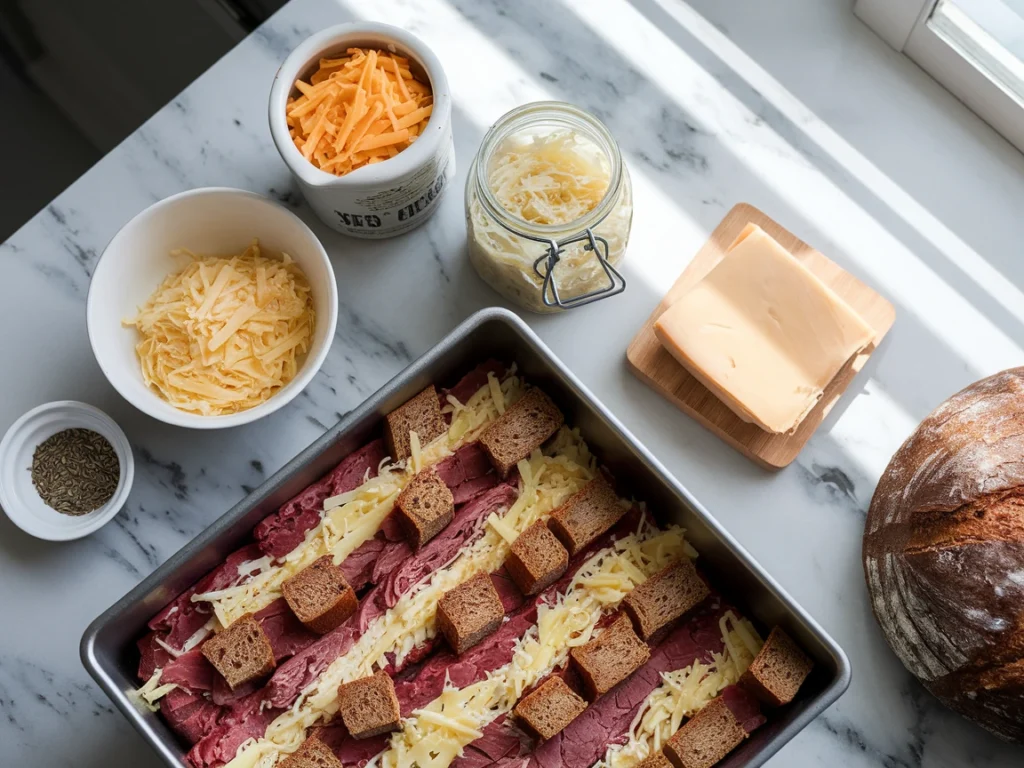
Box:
left=2, top=0, right=1024, bottom=766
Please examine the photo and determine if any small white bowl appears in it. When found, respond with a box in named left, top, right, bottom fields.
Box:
left=0, top=401, right=134, bottom=541
left=87, top=187, right=339, bottom=429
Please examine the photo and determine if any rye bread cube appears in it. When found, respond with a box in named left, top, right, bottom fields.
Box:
left=739, top=626, right=813, bottom=707
left=395, top=467, right=455, bottom=549
left=634, top=754, right=673, bottom=768
left=663, top=696, right=747, bottom=768
left=337, top=670, right=401, bottom=739
left=200, top=614, right=275, bottom=690
left=623, top=560, right=710, bottom=640
left=384, top=385, right=447, bottom=463
left=547, top=476, right=626, bottom=557
left=437, top=573, right=505, bottom=654
left=480, top=388, right=564, bottom=478
left=282, top=555, right=358, bottom=635
left=278, top=737, right=342, bottom=768
left=513, top=676, right=588, bottom=741
left=506, top=520, right=569, bottom=595
left=570, top=614, right=650, bottom=700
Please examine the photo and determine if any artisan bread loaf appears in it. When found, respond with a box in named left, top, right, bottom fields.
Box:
left=863, top=367, right=1024, bottom=743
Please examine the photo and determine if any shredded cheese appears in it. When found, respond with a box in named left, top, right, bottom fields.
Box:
left=597, top=611, right=764, bottom=768
left=374, top=522, right=693, bottom=768
left=191, top=372, right=523, bottom=628
left=487, top=129, right=610, bottom=226
left=130, top=669, right=179, bottom=713
left=124, top=240, right=314, bottom=416
left=227, top=429, right=604, bottom=768
left=288, top=48, right=434, bottom=176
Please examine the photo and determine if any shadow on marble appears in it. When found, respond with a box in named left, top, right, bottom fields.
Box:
left=447, top=0, right=983, bottom=422
left=626, top=0, right=1024, bottom=349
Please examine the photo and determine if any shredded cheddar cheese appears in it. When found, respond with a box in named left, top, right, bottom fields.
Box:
left=124, top=240, right=314, bottom=416
left=597, top=611, right=764, bottom=768
left=373, top=521, right=694, bottom=768
left=193, top=371, right=524, bottom=628
left=227, top=429, right=604, bottom=768
left=288, top=48, right=434, bottom=176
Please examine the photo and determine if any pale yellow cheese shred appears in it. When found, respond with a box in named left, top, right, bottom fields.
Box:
left=124, top=240, right=315, bottom=416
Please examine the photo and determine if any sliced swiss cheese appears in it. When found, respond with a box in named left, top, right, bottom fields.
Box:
left=654, top=223, right=874, bottom=434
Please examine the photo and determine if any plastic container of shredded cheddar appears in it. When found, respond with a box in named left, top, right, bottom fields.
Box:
left=466, top=102, right=632, bottom=313
left=270, top=23, right=454, bottom=239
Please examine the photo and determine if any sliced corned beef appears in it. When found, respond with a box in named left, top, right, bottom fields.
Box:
left=254, top=439, right=388, bottom=560
left=382, top=483, right=518, bottom=610
left=314, top=722, right=390, bottom=767
left=339, top=536, right=387, bottom=591
left=148, top=543, right=263, bottom=651
left=162, top=687, right=223, bottom=745
left=161, top=649, right=216, bottom=692
left=262, top=617, right=360, bottom=709
left=442, top=360, right=507, bottom=411
left=186, top=696, right=280, bottom=768
left=138, top=632, right=173, bottom=680
left=435, top=443, right=499, bottom=505
left=454, top=603, right=729, bottom=768
left=452, top=715, right=531, bottom=768
left=721, top=684, right=766, bottom=734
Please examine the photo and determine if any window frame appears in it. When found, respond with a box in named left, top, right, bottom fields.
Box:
left=855, top=0, right=1024, bottom=154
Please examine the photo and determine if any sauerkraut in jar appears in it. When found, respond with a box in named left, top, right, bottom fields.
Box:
left=466, top=102, right=632, bottom=313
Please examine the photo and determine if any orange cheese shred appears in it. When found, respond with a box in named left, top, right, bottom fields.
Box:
left=287, top=47, right=433, bottom=176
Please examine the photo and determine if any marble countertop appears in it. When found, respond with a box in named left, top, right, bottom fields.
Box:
left=3, top=0, right=1024, bottom=766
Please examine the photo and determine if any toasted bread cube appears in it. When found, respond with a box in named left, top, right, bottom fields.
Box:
left=384, top=385, right=447, bottom=463
left=282, top=555, right=358, bottom=635
left=623, top=560, right=710, bottom=640
left=278, top=736, right=342, bottom=768
left=437, top=573, right=505, bottom=654
left=570, top=614, right=650, bottom=700
left=547, top=476, right=626, bottom=556
left=337, top=670, right=401, bottom=739
left=480, top=388, right=564, bottom=478
left=739, top=627, right=813, bottom=707
left=506, top=520, right=569, bottom=595
left=395, top=467, right=455, bottom=549
left=200, top=614, right=275, bottom=690
left=634, top=754, right=673, bottom=768
left=664, top=697, right=747, bottom=768
left=514, top=676, right=588, bottom=741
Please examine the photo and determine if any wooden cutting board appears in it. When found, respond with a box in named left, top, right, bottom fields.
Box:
left=626, top=203, right=895, bottom=470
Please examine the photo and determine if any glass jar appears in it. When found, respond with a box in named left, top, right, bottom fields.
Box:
left=465, top=102, right=633, bottom=314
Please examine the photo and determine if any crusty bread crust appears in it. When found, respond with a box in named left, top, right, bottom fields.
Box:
left=278, top=736, right=343, bottom=768
left=513, top=675, right=588, bottom=740
left=664, top=696, right=746, bottom=768
left=337, top=670, right=401, bottom=739
left=863, top=367, right=1024, bottom=742
left=738, top=626, right=812, bottom=707
left=201, top=614, right=275, bottom=690
left=437, top=573, right=505, bottom=654
left=282, top=555, right=358, bottom=635
left=506, top=520, right=569, bottom=595
left=570, top=614, right=650, bottom=700
left=384, top=385, right=447, bottom=463
left=623, top=559, right=709, bottom=640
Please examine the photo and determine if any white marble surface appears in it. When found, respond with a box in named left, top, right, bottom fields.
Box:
left=2, top=0, right=1024, bottom=765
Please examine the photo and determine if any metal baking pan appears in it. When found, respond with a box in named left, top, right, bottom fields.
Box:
left=82, top=306, right=850, bottom=768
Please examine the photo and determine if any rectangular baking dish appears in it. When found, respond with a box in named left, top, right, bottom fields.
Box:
left=82, top=307, right=850, bottom=768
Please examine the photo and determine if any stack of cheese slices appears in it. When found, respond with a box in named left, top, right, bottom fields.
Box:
left=654, top=223, right=874, bottom=435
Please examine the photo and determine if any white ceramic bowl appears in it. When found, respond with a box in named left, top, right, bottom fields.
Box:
left=87, top=188, right=338, bottom=429
left=0, top=401, right=134, bottom=541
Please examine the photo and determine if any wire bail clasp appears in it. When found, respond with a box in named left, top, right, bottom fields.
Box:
left=531, top=228, right=626, bottom=309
